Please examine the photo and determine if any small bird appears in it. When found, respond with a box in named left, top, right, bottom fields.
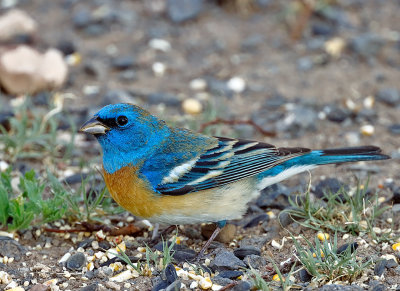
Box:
left=80, top=103, right=389, bottom=257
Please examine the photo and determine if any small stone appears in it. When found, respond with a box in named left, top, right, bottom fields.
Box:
left=374, top=259, right=387, bottom=276
left=313, top=178, right=348, bottom=200
left=211, top=250, right=246, bottom=271
left=201, top=224, right=236, bottom=243
left=199, top=277, right=212, bottom=289
left=233, top=246, right=261, bottom=260
left=182, top=98, right=202, bottom=114
left=66, top=252, right=86, bottom=271
left=324, top=37, right=346, bottom=58
left=324, top=105, right=351, bottom=123
left=0, top=9, right=37, bottom=42
left=376, top=88, right=400, bottom=106
left=189, top=78, right=207, bottom=91
left=227, top=77, right=246, bottom=93
left=243, top=254, right=266, bottom=269
left=217, top=270, right=243, bottom=279
left=360, top=124, right=374, bottom=136
left=0, top=236, right=26, bottom=261
left=148, top=39, right=171, bottom=52
left=112, top=56, right=136, bottom=70
left=297, top=57, right=313, bottom=71
left=72, top=9, right=91, bottom=29
left=299, top=269, right=312, bottom=282
left=388, top=124, right=400, bottom=135
left=29, top=284, right=50, bottom=291
left=166, top=0, right=204, bottom=23
left=231, top=281, right=252, bottom=291
left=241, top=213, right=269, bottom=228
left=336, top=242, right=358, bottom=255
left=110, top=270, right=133, bottom=282
left=80, top=283, right=99, bottom=291
left=349, top=33, right=384, bottom=58
left=147, top=92, right=180, bottom=106
left=165, top=280, right=181, bottom=291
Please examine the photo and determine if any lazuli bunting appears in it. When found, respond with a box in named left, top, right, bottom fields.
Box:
left=80, top=103, right=389, bottom=257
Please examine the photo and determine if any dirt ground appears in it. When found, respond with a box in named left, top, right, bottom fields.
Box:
left=1, top=0, right=400, bottom=290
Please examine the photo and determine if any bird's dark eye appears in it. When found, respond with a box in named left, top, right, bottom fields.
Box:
left=116, top=115, right=128, bottom=126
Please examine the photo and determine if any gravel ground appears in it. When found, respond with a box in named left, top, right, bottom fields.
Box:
left=0, top=0, right=400, bottom=290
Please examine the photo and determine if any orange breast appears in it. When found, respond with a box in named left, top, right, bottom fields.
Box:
left=103, top=166, right=162, bottom=218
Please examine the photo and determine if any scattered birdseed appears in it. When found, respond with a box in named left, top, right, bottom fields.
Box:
left=317, top=232, right=330, bottom=241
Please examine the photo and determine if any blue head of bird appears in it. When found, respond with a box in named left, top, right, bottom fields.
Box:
left=80, top=103, right=169, bottom=173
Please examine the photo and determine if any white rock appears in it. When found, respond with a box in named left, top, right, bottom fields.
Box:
left=152, top=62, right=166, bottom=76
left=0, top=160, right=9, bottom=171
left=182, top=98, right=202, bottom=114
left=0, top=271, right=12, bottom=284
left=148, top=38, right=171, bottom=52
left=190, top=78, right=207, bottom=91
left=199, top=277, right=213, bottom=289
left=110, top=270, right=133, bottom=282
left=0, top=45, right=68, bottom=95
left=227, top=77, right=246, bottom=93
left=0, top=9, right=37, bottom=41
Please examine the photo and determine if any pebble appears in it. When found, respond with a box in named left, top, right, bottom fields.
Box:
left=182, top=98, right=202, bottom=114
left=148, top=38, right=171, bottom=52
left=147, top=92, right=181, bottom=106
left=29, top=284, right=49, bottom=291
left=233, top=246, right=261, bottom=260
left=66, top=252, right=86, bottom=271
left=313, top=178, right=348, bottom=200
left=231, top=281, right=252, bottom=291
left=190, top=78, right=207, bottom=91
left=152, top=62, right=166, bottom=76
left=374, top=259, right=387, bottom=276
left=217, top=270, right=243, bottom=279
left=324, top=105, right=352, bottom=123
left=243, top=254, right=266, bottom=269
left=299, top=269, right=312, bottom=282
left=227, top=77, right=246, bottom=93
left=376, top=88, right=400, bottom=106
left=111, top=56, right=137, bottom=70
left=110, top=270, right=133, bottom=282
left=336, top=242, right=358, bottom=254
left=241, top=213, right=269, bottom=228
left=349, top=33, right=384, bottom=58
left=166, top=0, right=204, bottom=23
left=0, top=9, right=37, bottom=42
left=211, top=250, right=246, bottom=271
left=388, top=124, right=400, bottom=135
left=360, top=124, right=374, bottom=136
left=256, top=183, right=290, bottom=208
left=80, top=283, right=99, bottom=291
left=0, top=236, right=26, bottom=261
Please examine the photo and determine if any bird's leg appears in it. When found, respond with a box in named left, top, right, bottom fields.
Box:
left=195, top=220, right=226, bottom=261
left=151, top=223, right=160, bottom=240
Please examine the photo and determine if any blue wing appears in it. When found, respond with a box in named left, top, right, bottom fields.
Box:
left=156, top=137, right=310, bottom=195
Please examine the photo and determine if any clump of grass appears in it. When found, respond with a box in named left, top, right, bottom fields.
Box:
left=0, top=97, right=75, bottom=163
left=292, top=233, right=371, bottom=284
left=112, top=235, right=178, bottom=276
left=281, top=181, right=392, bottom=240
left=0, top=169, right=68, bottom=231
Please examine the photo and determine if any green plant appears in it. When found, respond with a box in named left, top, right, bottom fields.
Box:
left=292, top=233, right=371, bottom=284
left=49, top=172, right=123, bottom=223
left=145, top=235, right=176, bottom=270
left=0, top=169, right=68, bottom=231
left=0, top=98, right=75, bottom=163
left=281, top=181, right=392, bottom=239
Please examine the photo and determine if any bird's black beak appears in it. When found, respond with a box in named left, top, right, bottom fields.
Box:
left=79, top=117, right=110, bottom=135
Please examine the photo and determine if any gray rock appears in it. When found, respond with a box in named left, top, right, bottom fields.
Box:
left=217, top=270, right=243, bottom=279
left=320, top=284, right=363, bottom=291
left=231, top=281, right=252, bottom=291
left=80, top=283, right=99, bottom=291
left=299, top=269, right=312, bottom=282
left=165, top=280, right=181, bottom=291
left=349, top=34, right=385, bottom=58
left=0, top=236, right=26, bottom=261
left=388, top=124, right=400, bottom=135
left=234, top=246, right=261, bottom=260
left=211, top=250, right=246, bottom=270
left=241, top=213, right=269, bottom=228
left=324, top=105, right=352, bottom=123
left=167, top=0, right=204, bottom=23
left=376, top=88, right=400, bottom=106
left=66, top=252, right=86, bottom=270
left=297, top=57, right=313, bottom=71
left=256, top=183, right=290, bottom=209
left=374, top=259, right=387, bottom=276
left=276, top=105, right=317, bottom=137
left=147, top=92, right=181, bottom=106
left=73, top=9, right=91, bottom=29
left=313, top=178, right=349, bottom=200
left=112, top=56, right=137, bottom=70
left=392, top=204, right=400, bottom=213
left=212, top=276, right=233, bottom=286
left=243, top=254, right=266, bottom=269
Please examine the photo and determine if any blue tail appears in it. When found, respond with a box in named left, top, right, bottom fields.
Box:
left=260, top=146, right=389, bottom=178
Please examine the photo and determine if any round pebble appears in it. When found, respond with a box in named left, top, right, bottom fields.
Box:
left=182, top=98, right=202, bottom=114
